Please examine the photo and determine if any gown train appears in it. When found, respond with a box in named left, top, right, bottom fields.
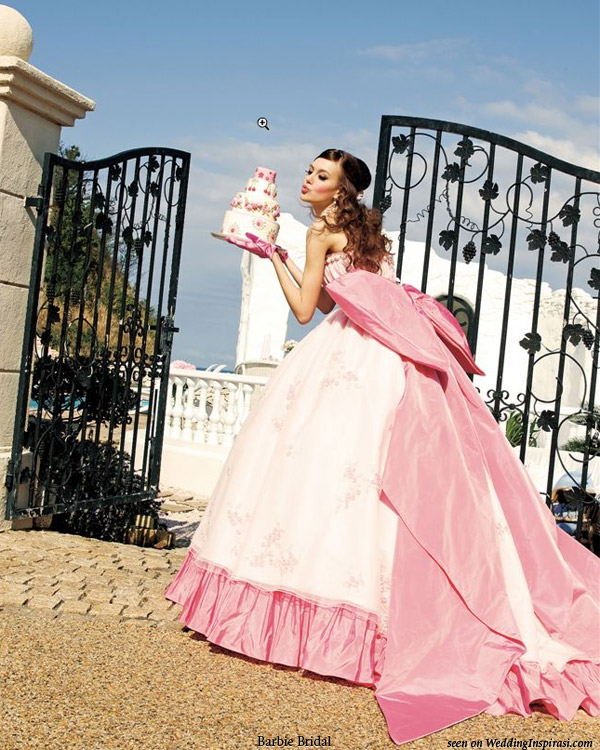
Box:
left=165, top=252, right=599, bottom=745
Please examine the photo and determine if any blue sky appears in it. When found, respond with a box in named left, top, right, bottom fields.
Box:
left=12, top=0, right=600, bottom=367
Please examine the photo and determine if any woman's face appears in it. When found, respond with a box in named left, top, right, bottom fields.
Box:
left=300, top=157, right=343, bottom=211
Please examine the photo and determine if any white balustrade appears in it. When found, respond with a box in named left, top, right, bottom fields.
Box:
left=193, top=380, right=209, bottom=443
left=222, top=381, right=238, bottom=447
left=170, top=377, right=185, bottom=440
left=207, top=380, right=223, bottom=445
left=165, top=367, right=269, bottom=447
left=181, top=376, right=196, bottom=441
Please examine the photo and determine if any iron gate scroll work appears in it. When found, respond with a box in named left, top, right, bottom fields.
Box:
left=373, top=116, right=600, bottom=545
left=6, top=147, right=190, bottom=520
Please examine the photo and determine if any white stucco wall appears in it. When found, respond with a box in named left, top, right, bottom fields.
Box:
left=235, top=212, right=307, bottom=365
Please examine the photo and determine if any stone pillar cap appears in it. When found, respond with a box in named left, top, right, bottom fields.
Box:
left=0, top=5, right=34, bottom=61
left=0, top=56, right=95, bottom=126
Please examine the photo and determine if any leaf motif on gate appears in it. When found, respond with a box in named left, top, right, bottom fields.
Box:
left=530, top=163, right=550, bottom=184
left=519, top=332, right=542, bottom=354
left=148, top=156, right=160, bottom=172
left=482, top=234, right=502, bottom=255
left=95, top=212, right=113, bottom=234
left=548, top=232, right=573, bottom=263
left=392, top=134, right=411, bottom=154
left=479, top=180, right=499, bottom=202
left=559, top=204, right=580, bottom=226
left=563, top=323, right=588, bottom=346
left=588, top=268, right=600, bottom=291
left=128, top=180, right=139, bottom=198
left=526, top=229, right=546, bottom=251
left=554, top=243, right=574, bottom=264
left=454, top=137, right=474, bottom=164
left=442, top=162, right=461, bottom=183
left=439, top=229, right=456, bottom=250
left=537, top=410, right=558, bottom=432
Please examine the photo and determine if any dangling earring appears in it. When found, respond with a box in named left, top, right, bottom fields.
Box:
left=323, top=197, right=337, bottom=219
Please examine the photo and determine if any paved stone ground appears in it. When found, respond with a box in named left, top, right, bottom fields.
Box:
left=0, top=496, right=598, bottom=750
left=158, top=486, right=209, bottom=516
left=0, top=527, right=187, bottom=625
left=157, top=486, right=208, bottom=547
left=0, top=486, right=209, bottom=623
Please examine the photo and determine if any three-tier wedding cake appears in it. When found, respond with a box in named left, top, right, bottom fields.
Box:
left=221, top=167, right=280, bottom=243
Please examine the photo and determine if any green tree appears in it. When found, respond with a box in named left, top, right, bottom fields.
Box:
left=505, top=409, right=540, bottom=448
left=41, top=144, right=157, bottom=359
left=560, top=404, right=600, bottom=455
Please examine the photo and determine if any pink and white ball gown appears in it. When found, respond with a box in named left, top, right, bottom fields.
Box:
left=165, top=251, right=600, bottom=745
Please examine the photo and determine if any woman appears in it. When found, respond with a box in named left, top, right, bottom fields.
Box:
left=165, top=149, right=599, bottom=745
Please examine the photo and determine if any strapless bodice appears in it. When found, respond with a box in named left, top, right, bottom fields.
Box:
left=322, top=251, right=397, bottom=286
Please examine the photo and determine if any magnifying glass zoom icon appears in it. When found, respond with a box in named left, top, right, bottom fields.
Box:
left=257, top=117, right=269, bottom=130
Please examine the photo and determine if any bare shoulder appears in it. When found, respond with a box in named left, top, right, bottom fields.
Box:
left=308, top=219, right=347, bottom=253
left=307, top=217, right=329, bottom=237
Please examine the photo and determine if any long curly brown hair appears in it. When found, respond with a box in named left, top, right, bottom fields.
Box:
left=311, top=149, right=392, bottom=274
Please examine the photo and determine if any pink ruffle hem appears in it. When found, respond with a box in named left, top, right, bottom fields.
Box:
left=165, top=547, right=599, bottom=737
left=165, top=547, right=386, bottom=686
left=487, top=659, right=600, bottom=719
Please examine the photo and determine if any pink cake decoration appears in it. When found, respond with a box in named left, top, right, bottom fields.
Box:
left=254, top=167, right=276, bottom=183
left=219, top=166, right=281, bottom=244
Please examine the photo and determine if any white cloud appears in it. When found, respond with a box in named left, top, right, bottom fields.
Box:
left=482, top=100, right=598, bottom=146
left=576, top=95, right=600, bottom=116
left=470, top=67, right=598, bottom=173
left=360, top=38, right=469, bottom=63
left=510, top=130, right=600, bottom=172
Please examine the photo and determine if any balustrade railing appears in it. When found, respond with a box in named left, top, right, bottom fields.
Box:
left=163, top=367, right=269, bottom=448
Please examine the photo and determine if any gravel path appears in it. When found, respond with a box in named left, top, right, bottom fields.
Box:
left=0, top=527, right=598, bottom=750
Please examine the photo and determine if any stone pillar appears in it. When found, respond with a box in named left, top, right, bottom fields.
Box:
left=0, top=5, right=95, bottom=529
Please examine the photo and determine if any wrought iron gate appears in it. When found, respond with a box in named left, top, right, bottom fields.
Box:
left=373, top=116, right=600, bottom=544
left=5, top=147, right=190, bottom=519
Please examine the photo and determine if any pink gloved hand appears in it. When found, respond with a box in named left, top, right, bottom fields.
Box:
left=244, top=233, right=289, bottom=263
left=224, top=234, right=270, bottom=257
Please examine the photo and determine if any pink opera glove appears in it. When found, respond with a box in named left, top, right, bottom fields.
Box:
left=224, top=234, right=270, bottom=258
left=244, top=233, right=289, bottom=262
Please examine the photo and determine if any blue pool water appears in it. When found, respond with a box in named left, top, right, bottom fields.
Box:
left=29, top=398, right=150, bottom=411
